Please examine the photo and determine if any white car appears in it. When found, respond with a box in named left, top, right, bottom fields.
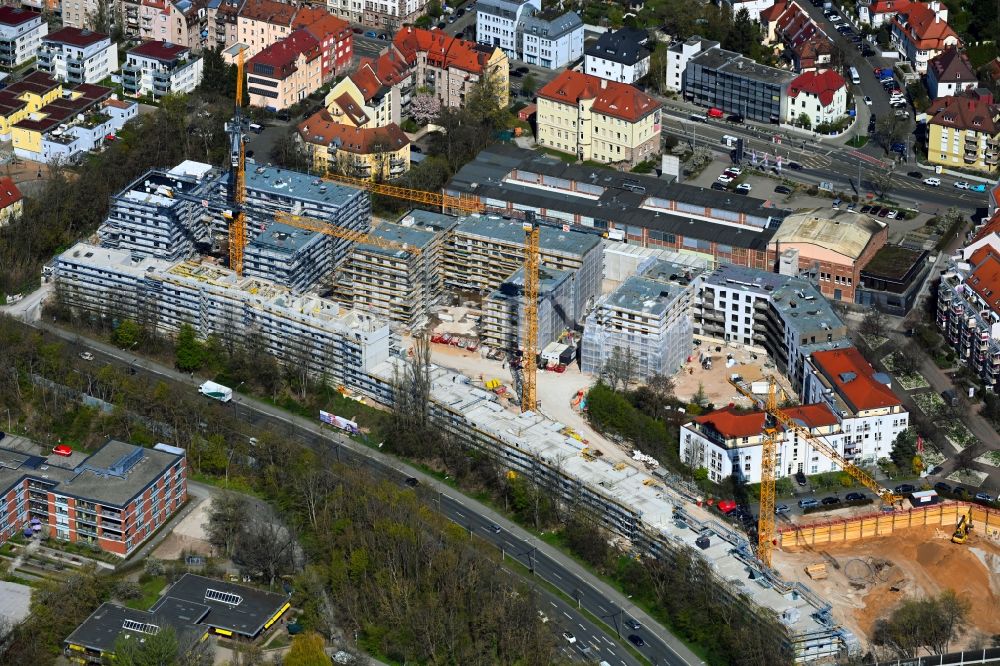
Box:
left=79, top=352, right=94, bottom=361
left=954, top=181, right=971, bottom=190
left=828, top=13, right=841, bottom=21
left=537, top=611, right=549, bottom=624
left=923, top=177, right=941, bottom=186
left=717, top=174, right=735, bottom=184
left=735, top=183, right=752, bottom=194
left=562, top=631, right=577, bottom=644
left=863, top=96, right=872, bottom=105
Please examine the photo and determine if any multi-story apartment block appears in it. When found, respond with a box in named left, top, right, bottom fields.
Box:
left=393, top=27, right=509, bottom=109
left=0, top=435, right=186, bottom=557
left=937, top=245, right=1000, bottom=391
left=38, top=28, right=118, bottom=85
left=54, top=242, right=395, bottom=396
left=243, top=221, right=335, bottom=293
left=926, top=47, right=978, bottom=99
left=516, top=9, right=583, bottom=69
left=785, top=69, right=847, bottom=126
left=443, top=213, right=602, bottom=323
left=444, top=144, right=787, bottom=271
left=122, top=40, right=204, bottom=99
left=207, top=0, right=245, bottom=51
left=237, top=0, right=297, bottom=58
left=325, top=56, right=404, bottom=128
left=121, top=0, right=197, bottom=48
left=665, top=35, right=718, bottom=93
left=483, top=265, right=574, bottom=350
left=684, top=47, right=795, bottom=123
left=926, top=89, right=1000, bottom=174
left=325, top=0, right=363, bottom=23
left=333, top=213, right=454, bottom=327
left=582, top=265, right=701, bottom=380
left=535, top=70, right=661, bottom=167
left=890, top=0, right=960, bottom=74
left=769, top=208, right=888, bottom=302
left=247, top=29, right=322, bottom=109
left=293, top=8, right=352, bottom=82
left=361, top=0, right=431, bottom=31
left=476, top=0, right=538, bottom=55
left=297, top=108, right=410, bottom=179
left=584, top=28, right=650, bottom=84
left=0, top=7, right=46, bottom=69
left=0, top=70, right=61, bottom=140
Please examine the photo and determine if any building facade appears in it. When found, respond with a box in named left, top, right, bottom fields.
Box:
left=926, top=47, right=978, bottom=99
left=122, top=40, right=204, bottom=99
left=246, top=29, right=322, bottom=109
left=297, top=108, right=410, bottom=180
left=475, top=0, right=540, bottom=56
left=925, top=89, right=1000, bottom=174
left=890, top=1, right=960, bottom=74
left=482, top=265, right=574, bottom=350
left=0, top=7, right=46, bottom=69
left=665, top=35, right=718, bottom=93
left=937, top=245, right=1000, bottom=391
left=0, top=70, right=61, bottom=141
left=584, top=28, right=650, bottom=84
left=684, top=47, right=794, bottom=123
left=536, top=70, right=661, bottom=166
left=38, top=27, right=118, bottom=85
left=517, top=10, right=583, bottom=69
left=237, top=0, right=297, bottom=58
left=785, top=69, right=847, bottom=126
left=362, top=0, right=431, bottom=31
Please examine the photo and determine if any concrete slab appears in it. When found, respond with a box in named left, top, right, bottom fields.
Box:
left=0, top=581, right=32, bottom=627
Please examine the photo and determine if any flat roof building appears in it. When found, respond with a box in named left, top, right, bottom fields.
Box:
left=482, top=265, right=574, bottom=351
left=856, top=244, right=929, bottom=316
left=244, top=221, right=333, bottom=293
left=684, top=47, right=795, bottom=123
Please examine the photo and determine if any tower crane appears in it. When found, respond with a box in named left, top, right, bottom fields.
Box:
left=274, top=210, right=423, bottom=256
left=728, top=377, right=900, bottom=568
left=227, top=47, right=247, bottom=277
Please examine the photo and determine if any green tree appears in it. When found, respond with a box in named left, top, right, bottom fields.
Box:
left=520, top=72, right=538, bottom=98
left=113, top=319, right=142, bottom=350
left=175, top=323, right=205, bottom=372
left=797, top=112, right=812, bottom=129
left=284, top=632, right=331, bottom=666
left=427, top=0, right=442, bottom=16
left=889, top=429, right=918, bottom=472
left=112, top=625, right=179, bottom=666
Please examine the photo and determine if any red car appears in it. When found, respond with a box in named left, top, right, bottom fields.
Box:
left=52, top=444, right=73, bottom=457
left=707, top=107, right=724, bottom=119
left=717, top=499, right=738, bottom=514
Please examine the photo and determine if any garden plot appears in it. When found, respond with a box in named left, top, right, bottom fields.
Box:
left=861, top=334, right=889, bottom=350
left=936, top=420, right=978, bottom=451
left=975, top=450, right=1000, bottom=468
left=913, top=391, right=945, bottom=416
left=946, top=468, right=988, bottom=487
left=881, top=352, right=929, bottom=390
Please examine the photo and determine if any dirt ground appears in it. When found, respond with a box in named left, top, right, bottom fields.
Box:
left=773, top=525, right=1000, bottom=648
left=674, top=338, right=796, bottom=406
left=152, top=494, right=214, bottom=560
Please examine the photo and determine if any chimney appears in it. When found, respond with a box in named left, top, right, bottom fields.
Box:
left=600, top=78, right=607, bottom=89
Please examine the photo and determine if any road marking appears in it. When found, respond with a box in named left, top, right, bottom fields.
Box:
left=552, top=571, right=562, bottom=580
left=454, top=511, right=464, bottom=518
left=602, top=637, right=614, bottom=646
left=597, top=605, right=608, bottom=613
left=579, top=623, right=586, bottom=630
left=550, top=601, right=557, bottom=608
left=607, top=648, right=615, bottom=656
left=563, top=612, right=572, bottom=619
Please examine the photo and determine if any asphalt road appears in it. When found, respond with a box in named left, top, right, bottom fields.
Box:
left=29, top=320, right=699, bottom=666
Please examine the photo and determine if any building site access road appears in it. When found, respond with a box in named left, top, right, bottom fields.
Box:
left=30, top=319, right=702, bottom=666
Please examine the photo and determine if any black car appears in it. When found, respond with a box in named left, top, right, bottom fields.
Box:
left=404, top=477, right=419, bottom=487
left=821, top=496, right=841, bottom=505
left=711, top=182, right=728, bottom=191
left=907, top=171, right=922, bottom=178
left=515, top=66, right=529, bottom=74
left=775, top=185, right=792, bottom=194
left=628, top=635, right=645, bottom=647
left=276, top=111, right=291, bottom=122
left=411, top=145, right=423, bottom=153
left=510, top=70, right=523, bottom=78
left=953, top=487, right=971, bottom=499
left=788, top=161, right=802, bottom=170
left=795, top=471, right=807, bottom=486
left=625, top=619, right=642, bottom=631
left=934, top=482, right=952, bottom=494
left=894, top=483, right=916, bottom=494
left=845, top=492, right=866, bottom=501
left=726, top=113, right=744, bottom=123
left=861, top=46, right=875, bottom=56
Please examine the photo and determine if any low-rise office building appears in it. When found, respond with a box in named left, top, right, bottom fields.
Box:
left=856, top=244, right=929, bottom=315
left=584, top=28, right=650, bottom=84
left=665, top=35, right=718, bottom=93
left=536, top=69, right=661, bottom=166
left=37, top=27, right=118, bottom=85
left=122, top=40, right=204, bottom=99
left=0, top=7, right=46, bottom=69
left=684, top=46, right=795, bottom=123
left=0, top=435, right=186, bottom=557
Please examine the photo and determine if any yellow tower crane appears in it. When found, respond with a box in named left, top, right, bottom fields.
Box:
left=729, top=377, right=900, bottom=568
left=228, top=47, right=247, bottom=277
left=274, top=210, right=424, bottom=255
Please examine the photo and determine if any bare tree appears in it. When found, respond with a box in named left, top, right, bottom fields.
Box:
left=869, top=165, right=896, bottom=199
left=601, top=346, right=638, bottom=392
left=234, top=520, right=297, bottom=588
left=860, top=308, right=887, bottom=338
left=204, top=492, right=248, bottom=557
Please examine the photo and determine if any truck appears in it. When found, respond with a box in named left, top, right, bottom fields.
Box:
left=199, top=381, right=233, bottom=402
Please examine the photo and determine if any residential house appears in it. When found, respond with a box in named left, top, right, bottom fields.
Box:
left=721, top=0, right=782, bottom=22
left=891, top=0, right=960, bottom=74
left=476, top=0, right=582, bottom=69
left=664, top=35, right=718, bottom=93
left=938, top=244, right=1000, bottom=391
left=37, top=27, right=118, bottom=85
left=207, top=0, right=245, bottom=51
left=536, top=69, right=661, bottom=167
left=362, top=0, right=432, bottom=31
left=858, top=0, right=913, bottom=26
left=0, top=176, right=23, bottom=226
left=246, top=29, right=322, bottom=109
left=0, top=70, right=61, bottom=140
left=785, top=69, right=848, bottom=127
left=764, top=0, right=832, bottom=72
left=237, top=0, right=297, bottom=58
left=324, top=55, right=404, bottom=127
left=294, top=7, right=352, bottom=81
left=926, top=88, right=1000, bottom=174
left=122, top=40, right=204, bottom=100
left=584, top=27, right=650, bottom=84
left=0, top=7, right=45, bottom=69
left=926, top=47, right=978, bottom=99
left=121, top=0, right=200, bottom=49
left=392, top=27, right=509, bottom=109
left=476, top=0, right=539, bottom=56
left=298, top=110, right=409, bottom=179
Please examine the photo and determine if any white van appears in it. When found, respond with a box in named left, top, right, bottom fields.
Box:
left=721, top=134, right=738, bottom=148
left=249, top=122, right=263, bottom=134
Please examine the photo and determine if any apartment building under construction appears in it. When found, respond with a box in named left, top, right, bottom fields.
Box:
left=482, top=265, right=574, bottom=350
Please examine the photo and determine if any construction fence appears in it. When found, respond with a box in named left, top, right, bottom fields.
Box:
left=778, top=502, right=1000, bottom=550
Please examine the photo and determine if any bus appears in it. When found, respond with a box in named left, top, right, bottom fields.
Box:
left=848, top=66, right=860, bottom=84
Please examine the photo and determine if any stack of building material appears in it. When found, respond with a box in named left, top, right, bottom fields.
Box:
left=805, top=563, right=828, bottom=580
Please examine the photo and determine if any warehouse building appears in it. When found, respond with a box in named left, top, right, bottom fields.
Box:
left=333, top=211, right=455, bottom=328
left=444, top=145, right=787, bottom=271
left=444, top=213, right=602, bottom=324
left=581, top=263, right=701, bottom=380
left=53, top=243, right=395, bottom=397
left=482, top=265, right=574, bottom=350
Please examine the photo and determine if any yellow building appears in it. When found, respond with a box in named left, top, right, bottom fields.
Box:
left=323, top=65, right=401, bottom=129
left=298, top=109, right=410, bottom=181
left=0, top=70, right=62, bottom=140
left=536, top=70, right=661, bottom=167
left=926, top=90, right=1000, bottom=174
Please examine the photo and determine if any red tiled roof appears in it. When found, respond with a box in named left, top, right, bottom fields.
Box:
left=0, top=6, right=40, bottom=26
left=966, top=251, right=1000, bottom=314
left=892, top=3, right=960, bottom=51
left=868, top=0, right=913, bottom=15
left=783, top=404, right=840, bottom=428
left=968, top=243, right=1000, bottom=267
left=927, top=47, right=976, bottom=84
left=693, top=403, right=837, bottom=439
left=44, top=27, right=109, bottom=47
left=788, top=69, right=846, bottom=106
left=330, top=92, right=369, bottom=126
left=240, top=0, right=296, bottom=26
left=350, top=62, right=384, bottom=102
left=971, top=213, right=1000, bottom=244
left=393, top=26, right=499, bottom=76
left=926, top=89, right=1000, bottom=134
left=247, top=29, right=319, bottom=80
left=0, top=177, right=22, bottom=209
left=986, top=57, right=1000, bottom=85
left=349, top=52, right=409, bottom=102
left=300, top=13, right=350, bottom=42
left=297, top=109, right=408, bottom=154
left=759, top=0, right=789, bottom=23
left=537, top=70, right=660, bottom=123
left=810, top=348, right=901, bottom=412
left=129, top=40, right=190, bottom=61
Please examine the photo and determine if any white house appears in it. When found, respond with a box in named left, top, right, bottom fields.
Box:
left=37, top=27, right=118, bottom=85
left=122, top=41, right=204, bottom=100
left=584, top=28, right=650, bottom=84
left=664, top=35, right=718, bottom=93
left=721, top=0, right=780, bottom=22
left=518, top=10, right=583, bottom=69
left=476, top=0, right=540, bottom=57
left=925, top=47, right=978, bottom=99
left=857, top=0, right=914, bottom=27
left=890, top=1, right=960, bottom=74
left=785, top=69, right=848, bottom=126
left=0, top=6, right=46, bottom=70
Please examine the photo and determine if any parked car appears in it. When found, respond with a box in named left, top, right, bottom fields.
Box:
left=923, top=177, right=941, bottom=186
left=775, top=185, right=792, bottom=194
left=860, top=205, right=872, bottom=213
left=976, top=492, right=995, bottom=503
left=934, top=482, right=952, bottom=493
left=863, top=96, right=873, bottom=106
left=515, top=66, right=529, bottom=74
left=907, top=171, right=922, bottom=178
left=821, top=496, right=841, bottom=505
left=887, top=210, right=899, bottom=219
left=799, top=498, right=820, bottom=509
left=717, top=174, right=735, bottom=184
left=795, top=471, right=807, bottom=486
left=894, top=483, right=916, bottom=494
left=831, top=197, right=842, bottom=208
left=726, top=113, right=744, bottom=123
left=79, top=352, right=94, bottom=361
left=52, top=444, right=73, bottom=457
left=364, top=30, right=377, bottom=37
left=788, top=161, right=802, bottom=170
left=628, top=635, right=646, bottom=647
left=775, top=504, right=790, bottom=514
left=562, top=632, right=576, bottom=644
left=711, top=182, right=728, bottom=191
left=735, top=183, right=752, bottom=194
left=726, top=167, right=743, bottom=176
left=971, top=183, right=988, bottom=192
left=707, top=107, right=724, bottom=119
left=845, top=492, right=866, bottom=501
left=955, top=181, right=971, bottom=189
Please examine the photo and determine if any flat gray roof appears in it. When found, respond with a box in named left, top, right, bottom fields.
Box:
left=359, top=222, right=439, bottom=257
left=396, top=209, right=460, bottom=233
left=455, top=214, right=601, bottom=257
left=249, top=221, right=324, bottom=254
left=65, top=602, right=205, bottom=654
left=604, top=275, right=684, bottom=317
left=692, top=48, right=797, bottom=86
left=245, top=165, right=361, bottom=207
left=490, top=265, right=572, bottom=300
left=150, top=573, right=290, bottom=637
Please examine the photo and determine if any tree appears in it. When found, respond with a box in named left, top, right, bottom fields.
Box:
left=284, top=632, right=332, bottom=666
left=234, top=519, right=296, bottom=587
left=869, top=166, right=896, bottom=199
left=113, top=319, right=142, bottom=350
left=112, top=626, right=179, bottom=666
left=270, top=129, right=311, bottom=172
left=204, top=492, right=248, bottom=557
left=797, top=112, right=812, bottom=129
left=723, top=8, right=756, bottom=57
left=860, top=308, right=887, bottom=338
left=426, top=0, right=442, bottom=17
left=875, top=115, right=909, bottom=155
left=408, top=93, right=440, bottom=125
left=174, top=323, right=205, bottom=372
left=631, top=373, right=676, bottom=420
left=600, top=346, right=638, bottom=392
left=872, top=590, right=971, bottom=658
left=889, top=428, right=918, bottom=471
left=520, top=72, right=538, bottom=98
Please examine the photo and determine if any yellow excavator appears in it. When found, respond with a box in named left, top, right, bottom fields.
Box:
left=952, top=508, right=973, bottom=544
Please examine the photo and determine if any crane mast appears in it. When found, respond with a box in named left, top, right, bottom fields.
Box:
left=228, top=48, right=247, bottom=276
left=521, top=217, right=539, bottom=413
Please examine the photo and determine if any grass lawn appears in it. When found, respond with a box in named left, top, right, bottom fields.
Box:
left=538, top=147, right=577, bottom=164
left=846, top=135, right=869, bottom=148
left=126, top=576, right=167, bottom=610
